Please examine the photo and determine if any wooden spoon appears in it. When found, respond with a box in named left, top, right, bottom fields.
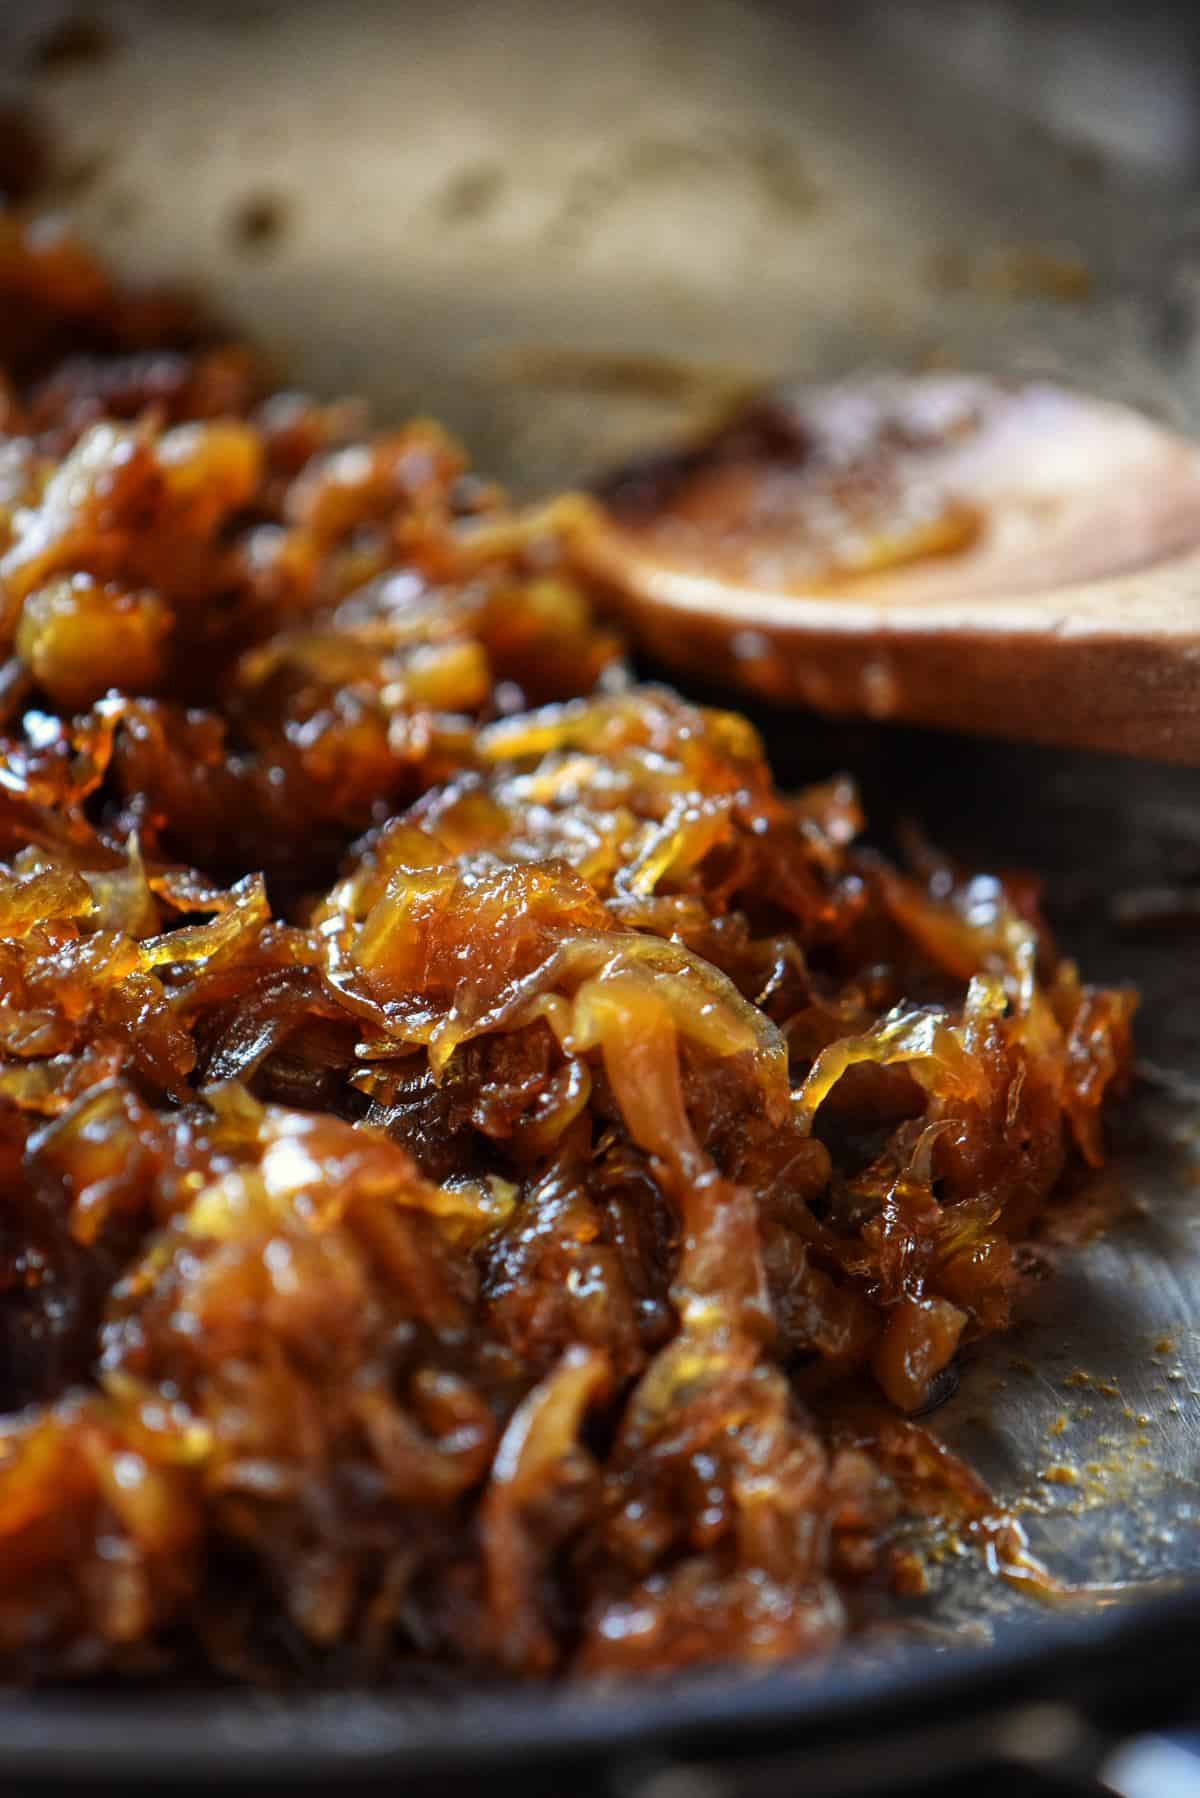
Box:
left=576, top=373, right=1200, bottom=762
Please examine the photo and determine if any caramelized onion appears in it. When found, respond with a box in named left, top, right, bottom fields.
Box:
left=0, top=215, right=1135, bottom=1683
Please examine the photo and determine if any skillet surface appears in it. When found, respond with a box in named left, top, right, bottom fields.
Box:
left=3, top=0, right=1200, bottom=1786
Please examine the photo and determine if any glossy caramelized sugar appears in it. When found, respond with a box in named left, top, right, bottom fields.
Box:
left=0, top=215, right=1134, bottom=1682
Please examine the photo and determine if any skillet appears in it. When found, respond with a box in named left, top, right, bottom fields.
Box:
left=4, top=1, right=1200, bottom=1788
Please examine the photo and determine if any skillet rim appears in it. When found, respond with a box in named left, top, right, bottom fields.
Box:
left=1, top=1574, right=1197, bottom=1785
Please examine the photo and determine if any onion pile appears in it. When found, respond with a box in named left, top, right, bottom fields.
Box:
left=0, top=215, right=1133, bottom=1682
